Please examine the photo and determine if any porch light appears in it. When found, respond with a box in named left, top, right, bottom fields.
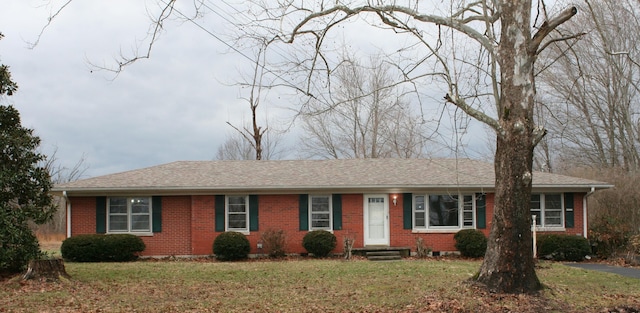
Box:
left=392, top=195, right=398, bottom=206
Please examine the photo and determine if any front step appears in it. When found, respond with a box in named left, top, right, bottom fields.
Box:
left=366, top=250, right=402, bottom=261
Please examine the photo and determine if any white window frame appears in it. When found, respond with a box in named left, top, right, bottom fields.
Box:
left=413, top=193, right=476, bottom=232
left=107, top=197, right=152, bottom=234
left=531, top=193, right=565, bottom=229
left=226, top=195, right=249, bottom=232
left=309, top=195, right=332, bottom=231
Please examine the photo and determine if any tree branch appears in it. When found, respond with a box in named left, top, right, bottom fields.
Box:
left=530, top=6, right=578, bottom=54
left=536, top=32, right=585, bottom=55
left=444, top=93, right=502, bottom=134
left=27, top=0, right=73, bottom=49
left=280, top=5, right=496, bottom=53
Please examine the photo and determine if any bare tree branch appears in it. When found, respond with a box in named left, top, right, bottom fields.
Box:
left=27, top=0, right=73, bottom=49
left=530, top=6, right=578, bottom=54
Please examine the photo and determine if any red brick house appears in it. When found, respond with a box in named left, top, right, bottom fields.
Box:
left=52, top=159, right=611, bottom=257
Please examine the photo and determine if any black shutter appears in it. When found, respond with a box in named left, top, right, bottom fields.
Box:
left=96, top=197, right=107, bottom=233
left=332, top=194, right=342, bottom=230
left=249, top=195, right=259, bottom=231
left=476, top=193, right=486, bottom=229
left=564, top=193, right=574, bottom=228
left=299, top=194, right=309, bottom=230
left=403, top=193, right=412, bottom=229
left=215, top=195, right=225, bottom=232
left=152, top=196, right=162, bottom=233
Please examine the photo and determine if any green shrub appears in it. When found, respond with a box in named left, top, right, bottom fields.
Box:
left=61, top=234, right=145, bottom=262
left=260, top=229, right=286, bottom=258
left=0, top=219, right=41, bottom=274
left=213, top=231, right=250, bottom=261
left=454, top=229, right=487, bottom=258
left=537, top=234, right=591, bottom=262
left=302, top=230, right=336, bottom=257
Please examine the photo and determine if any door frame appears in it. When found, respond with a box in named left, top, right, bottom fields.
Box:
left=363, top=194, right=390, bottom=246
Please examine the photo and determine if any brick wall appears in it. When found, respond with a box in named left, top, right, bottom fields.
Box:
left=190, top=195, right=216, bottom=255
left=142, top=196, right=191, bottom=256
left=68, top=191, right=586, bottom=256
left=69, top=197, right=96, bottom=235
left=69, top=196, right=192, bottom=256
left=333, top=194, right=364, bottom=253
left=241, top=194, right=302, bottom=254
left=387, top=193, right=494, bottom=252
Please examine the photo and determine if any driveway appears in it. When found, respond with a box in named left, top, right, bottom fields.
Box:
left=564, top=263, right=640, bottom=279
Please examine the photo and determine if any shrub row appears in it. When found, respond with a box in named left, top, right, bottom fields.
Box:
left=452, top=230, right=592, bottom=262
left=212, top=230, right=337, bottom=261
left=537, top=234, right=591, bottom=261
left=61, top=234, right=146, bottom=262
left=61, top=231, right=593, bottom=263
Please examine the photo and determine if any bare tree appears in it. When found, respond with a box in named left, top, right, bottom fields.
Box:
left=33, top=147, right=87, bottom=236
left=223, top=44, right=273, bottom=160
left=215, top=126, right=284, bottom=160
left=538, top=0, right=640, bottom=172
left=299, top=56, right=431, bottom=159
left=39, top=0, right=578, bottom=293
left=241, top=0, right=578, bottom=293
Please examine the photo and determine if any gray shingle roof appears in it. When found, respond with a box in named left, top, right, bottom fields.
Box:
left=53, top=159, right=612, bottom=196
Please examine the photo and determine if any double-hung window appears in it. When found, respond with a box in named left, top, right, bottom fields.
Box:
left=108, top=197, right=151, bottom=233
left=413, top=194, right=475, bottom=230
left=309, top=195, right=332, bottom=230
left=227, top=196, right=249, bottom=232
left=531, top=194, right=563, bottom=228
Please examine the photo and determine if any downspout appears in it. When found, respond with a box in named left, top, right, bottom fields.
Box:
left=583, top=187, right=596, bottom=238
left=63, top=191, right=71, bottom=238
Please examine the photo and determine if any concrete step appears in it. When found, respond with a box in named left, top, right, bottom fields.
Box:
left=367, top=255, right=402, bottom=261
left=366, top=250, right=402, bottom=261
left=352, top=246, right=411, bottom=257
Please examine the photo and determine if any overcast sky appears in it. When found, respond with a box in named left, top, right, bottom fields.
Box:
left=0, top=0, right=489, bottom=179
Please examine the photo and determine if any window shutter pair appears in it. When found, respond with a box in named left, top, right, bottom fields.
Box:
left=214, top=195, right=259, bottom=232
left=298, top=194, right=342, bottom=231
left=95, top=196, right=162, bottom=233
left=401, top=193, right=487, bottom=229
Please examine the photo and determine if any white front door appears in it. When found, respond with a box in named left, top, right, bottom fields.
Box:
left=364, top=194, right=389, bottom=246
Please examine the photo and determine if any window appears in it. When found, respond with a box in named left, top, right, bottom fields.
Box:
left=227, top=196, right=249, bottom=232
left=309, top=195, right=332, bottom=230
left=413, top=194, right=475, bottom=230
left=108, top=197, right=151, bottom=233
left=531, top=194, right=563, bottom=227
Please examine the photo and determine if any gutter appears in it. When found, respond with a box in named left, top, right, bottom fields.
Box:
left=583, top=187, right=596, bottom=238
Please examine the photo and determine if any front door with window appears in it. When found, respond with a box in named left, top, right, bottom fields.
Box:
left=364, top=194, right=389, bottom=246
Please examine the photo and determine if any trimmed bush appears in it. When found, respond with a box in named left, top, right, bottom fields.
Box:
left=537, top=234, right=591, bottom=261
left=61, top=234, right=145, bottom=262
left=454, top=229, right=487, bottom=258
left=213, top=231, right=250, bottom=261
left=302, top=230, right=336, bottom=257
left=260, top=229, right=286, bottom=258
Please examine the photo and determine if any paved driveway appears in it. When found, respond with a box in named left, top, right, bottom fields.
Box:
left=565, top=263, right=640, bottom=279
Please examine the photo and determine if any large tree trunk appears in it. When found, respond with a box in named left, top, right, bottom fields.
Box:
left=476, top=134, right=541, bottom=292
left=475, top=0, right=542, bottom=293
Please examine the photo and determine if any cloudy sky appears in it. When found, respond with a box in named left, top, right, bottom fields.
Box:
left=0, top=0, right=489, bottom=178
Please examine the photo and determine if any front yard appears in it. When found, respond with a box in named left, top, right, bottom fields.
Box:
left=1, top=257, right=639, bottom=312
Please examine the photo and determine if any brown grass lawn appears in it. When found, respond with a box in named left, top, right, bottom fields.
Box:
left=1, top=242, right=638, bottom=312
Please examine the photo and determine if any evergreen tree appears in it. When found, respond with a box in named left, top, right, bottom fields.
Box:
left=1, top=32, right=56, bottom=274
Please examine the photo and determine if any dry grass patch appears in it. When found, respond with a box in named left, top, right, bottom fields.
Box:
left=1, top=258, right=638, bottom=312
